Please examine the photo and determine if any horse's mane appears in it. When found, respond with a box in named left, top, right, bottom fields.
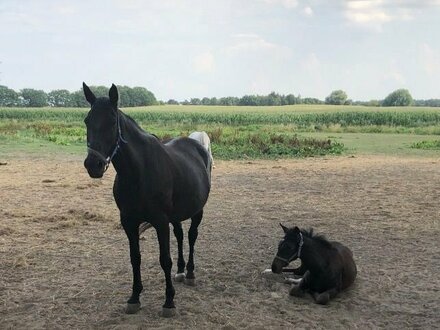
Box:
left=301, top=228, right=332, bottom=248
left=120, top=109, right=159, bottom=140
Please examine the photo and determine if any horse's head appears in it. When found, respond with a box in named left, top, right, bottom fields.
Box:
left=271, top=224, right=303, bottom=274
left=83, top=82, right=120, bottom=178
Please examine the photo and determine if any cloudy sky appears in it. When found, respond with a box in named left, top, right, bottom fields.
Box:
left=0, top=0, right=439, bottom=101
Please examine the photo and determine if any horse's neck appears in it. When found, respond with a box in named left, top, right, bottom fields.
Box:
left=300, top=238, right=329, bottom=272
left=111, top=112, right=157, bottom=177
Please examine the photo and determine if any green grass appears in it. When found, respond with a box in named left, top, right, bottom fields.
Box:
left=1, top=105, right=440, bottom=159
left=411, top=140, right=440, bottom=150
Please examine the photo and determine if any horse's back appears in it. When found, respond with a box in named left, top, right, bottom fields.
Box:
left=163, top=137, right=211, bottom=221
left=331, top=242, right=357, bottom=290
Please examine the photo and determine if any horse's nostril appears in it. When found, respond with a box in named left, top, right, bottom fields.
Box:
left=97, top=160, right=104, bottom=168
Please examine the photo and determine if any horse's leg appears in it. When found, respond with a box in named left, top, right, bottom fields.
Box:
left=172, top=222, right=186, bottom=282
left=291, top=262, right=307, bottom=276
left=289, top=270, right=311, bottom=297
left=155, top=222, right=176, bottom=317
left=312, top=288, right=338, bottom=305
left=185, top=210, right=203, bottom=286
left=121, top=218, right=143, bottom=314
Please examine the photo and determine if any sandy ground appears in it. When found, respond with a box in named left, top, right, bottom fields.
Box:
left=0, top=155, right=439, bottom=329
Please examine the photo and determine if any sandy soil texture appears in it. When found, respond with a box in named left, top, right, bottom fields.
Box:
left=0, top=155, right=439, bottom=329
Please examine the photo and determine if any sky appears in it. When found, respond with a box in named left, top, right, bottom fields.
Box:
left=0, top=0, right=439, bottom=101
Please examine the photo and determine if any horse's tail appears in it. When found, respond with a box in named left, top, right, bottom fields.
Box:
left=189, top=131, right=214, bottom=170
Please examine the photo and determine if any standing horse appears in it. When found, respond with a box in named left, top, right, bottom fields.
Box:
left=271, top=224, right=357, bottom=304
left=82, top=83, right=211, bottom=317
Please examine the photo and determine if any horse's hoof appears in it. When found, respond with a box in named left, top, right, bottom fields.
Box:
left=161, top=307, right=177, bottom=318
left=184, top=278, right=196, bottom=286
left=175, top=273, right=185, bottom=282
left=125, top=303, right=141, bottom=314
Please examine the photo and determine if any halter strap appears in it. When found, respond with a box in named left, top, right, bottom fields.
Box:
left=274, top=232, right=304, bottom=264
left=87, top=111, right=128, bottom=173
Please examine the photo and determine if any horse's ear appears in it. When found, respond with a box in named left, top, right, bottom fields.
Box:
left=293, top=226, right=300, bottom=235
left=280, top=223, right=289, bottom=233
left=83, top=82, right=96, bottom=105
left=109, top=84, right=118, bottom=106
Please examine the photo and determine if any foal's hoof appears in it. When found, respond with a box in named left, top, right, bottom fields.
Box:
left=174, top=273, right=186, bottom=282
left=184, top=278, right=196, bottom=286
left=315, top=292, right=330, bottom=305
left=289, top=285, right=305, bottom=297
left=161, top=307, right=177, bottom=318
left=125, top=303, right=141, bottom=314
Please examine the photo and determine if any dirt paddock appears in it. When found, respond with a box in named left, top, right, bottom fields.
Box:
left=0, top=155, right=439, bottom=329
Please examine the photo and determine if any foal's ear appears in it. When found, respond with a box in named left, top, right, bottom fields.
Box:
left=279, top=223, right=289, bottom=233
left=83, top=82, right=96, bottom=105
left=109, top=84, right=119, bottom=106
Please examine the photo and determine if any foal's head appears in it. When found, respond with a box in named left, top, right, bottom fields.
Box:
left=271, top=224, right=303, bottom=274
left=83, top=82, right=120, bottom=178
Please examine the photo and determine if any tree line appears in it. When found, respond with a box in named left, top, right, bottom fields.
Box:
left=1, top=84, right=439, bottom=107
left=0, top=85, right=157, bottom=107
left=172, top=89, right=439, bottom=107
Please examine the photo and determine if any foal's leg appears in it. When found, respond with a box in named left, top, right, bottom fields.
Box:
left=121, top=217, right=143, bottom=314
left=172, top=222, right=186, bottom=282
left=155, top=222, right=176, bottom=317
left=312, top=288, right=338, bottom=305
left=289, top=270, right=311, bottom=297
left=185, top=210, right=203, bottom=286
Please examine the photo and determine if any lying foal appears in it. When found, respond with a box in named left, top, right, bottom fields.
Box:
left=271, top=224, right=357, bottom=304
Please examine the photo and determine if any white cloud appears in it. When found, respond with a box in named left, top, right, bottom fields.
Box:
left=262, top=0, right=299, bottom=9
left=193, top=51, right=215, bottom=74
left=225, top=34, right=291, bottom=58
left=342, top=0, right=440, bottom=30
left=303, top=6, right=314, bottom=16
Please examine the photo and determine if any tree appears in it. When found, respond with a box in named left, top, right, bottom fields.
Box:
left=71, top=90, right=89, bottom=107
left=325, top=90, right=348, bottom=105
left=20, top=88, right=48, bottom=107
left=48, top=89, right=73, bottom=107
left=382, top=89, right=413, bottom=106
left=130, top=87, right=157, bottom=106
left=239, top=95, right=259, bottom=106
left=167, top=99, right=179, bottom=105
left=285, top=94, right=297, bottom=105
left=190, top=98, right=201, bottom=105
left=0, top=85, right=19, bottom=106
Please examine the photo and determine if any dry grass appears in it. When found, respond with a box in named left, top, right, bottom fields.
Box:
left=0, top=156, right=439, bottom=329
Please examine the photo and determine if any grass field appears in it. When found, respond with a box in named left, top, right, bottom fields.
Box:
left=1, top=105, right=440, bottom=158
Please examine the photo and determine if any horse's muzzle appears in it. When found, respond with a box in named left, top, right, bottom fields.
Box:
left=271, top=258, right=286, bottom=274
left=84, top=155, right=105, bottom=178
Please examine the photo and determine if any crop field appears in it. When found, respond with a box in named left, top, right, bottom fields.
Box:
left=1, top=105, right=440, bottom=329
left=2, top=105, right=440, bottom=158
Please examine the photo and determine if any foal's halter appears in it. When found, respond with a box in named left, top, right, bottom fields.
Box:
left=87, top=111, right=128, bottom=173
left=274, top=232, right=304, bottom=264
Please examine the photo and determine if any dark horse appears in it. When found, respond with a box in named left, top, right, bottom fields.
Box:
left=271, top=224, right=357, bottom=304
left=82, top=83, right=211, bottom=317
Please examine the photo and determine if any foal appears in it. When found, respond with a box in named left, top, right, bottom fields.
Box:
left=271, top=224, right=357, bottom=304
